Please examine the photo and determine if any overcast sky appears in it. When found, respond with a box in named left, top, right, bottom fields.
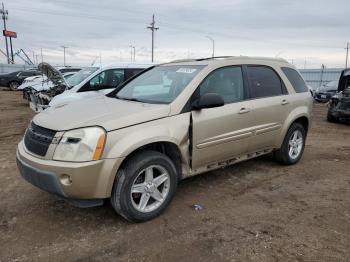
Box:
left=4, top=0, right=350, bottom=68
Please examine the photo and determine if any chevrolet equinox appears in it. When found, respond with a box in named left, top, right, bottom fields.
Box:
left=16, top=57, right=313, bottom=222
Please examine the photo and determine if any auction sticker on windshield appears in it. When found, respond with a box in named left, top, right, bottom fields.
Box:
left=176, top=68, right=198, bottom=74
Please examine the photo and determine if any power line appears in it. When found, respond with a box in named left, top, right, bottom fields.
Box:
left=147, top=14, right=158, bottom=63
left=9, top=6, right=345, bottom=51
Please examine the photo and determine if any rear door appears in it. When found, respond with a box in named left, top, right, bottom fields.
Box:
left=245, top=65, right=293, bottom=152
left=191, top=66, right=255, bottom=169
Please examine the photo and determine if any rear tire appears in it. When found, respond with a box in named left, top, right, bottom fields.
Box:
left=111, top=150, right=178, bottom=222
left=274, top=123, right=306, bottom=165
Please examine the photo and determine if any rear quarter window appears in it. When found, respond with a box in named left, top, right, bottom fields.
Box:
left=281, top=67, right=308, bottom=93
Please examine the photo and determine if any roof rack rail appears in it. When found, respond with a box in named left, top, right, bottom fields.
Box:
left=169, top=58, right=199, bottom=63
left=169, top=56, right=236, bottom=63
left=169, top=56, right=289, bottom=64
left=196, top=56, right=236, bottom=61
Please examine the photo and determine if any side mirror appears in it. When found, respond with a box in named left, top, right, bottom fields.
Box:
left=192, top=93, right=224, bottom=110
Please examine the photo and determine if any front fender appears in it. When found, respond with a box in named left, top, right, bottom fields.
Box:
left=103, top=114, right=190, bottom=160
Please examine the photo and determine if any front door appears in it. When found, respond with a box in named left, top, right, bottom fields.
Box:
left=191, top=66, right=255, bottom=169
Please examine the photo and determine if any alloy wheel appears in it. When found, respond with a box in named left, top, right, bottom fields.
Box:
left=130, top=165, right=170, bottom=213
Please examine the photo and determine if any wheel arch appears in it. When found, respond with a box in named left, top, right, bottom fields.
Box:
left=277, top=108, right=311, bottom=148
left=118, top=141, right=183, bottom=180
left=105, top=139, right=187, bottom=198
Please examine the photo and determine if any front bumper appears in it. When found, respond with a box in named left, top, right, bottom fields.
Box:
left=16, top=140, right=124, bottom=201
left=328, top=108, right=350, bottom=120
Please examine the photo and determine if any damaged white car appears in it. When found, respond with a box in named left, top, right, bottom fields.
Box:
left=25, top=64, right=98, bottom=112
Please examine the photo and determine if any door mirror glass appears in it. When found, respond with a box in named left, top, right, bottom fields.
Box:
left=192, top=93, right=224, bottom=110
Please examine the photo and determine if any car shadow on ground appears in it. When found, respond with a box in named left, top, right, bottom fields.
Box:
left=37, top=153, right=280, bottom=225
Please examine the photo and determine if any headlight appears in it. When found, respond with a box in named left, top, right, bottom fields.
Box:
left=53, top=127, right=106, bottom=162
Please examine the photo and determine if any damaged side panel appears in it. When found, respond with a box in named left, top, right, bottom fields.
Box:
left=103, top=113, right=193, bottom=179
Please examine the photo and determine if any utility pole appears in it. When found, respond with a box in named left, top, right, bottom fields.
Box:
left=9, top=35, right=13, bottom=62
left=129, top=45, right=135, bottom=62
left=0, top=3, right=9, bottom=64
left=319, top=64, right=325, bottom=87
left=61, top=46, right=68, bottom=66
left=147, top=14, right=159, bottom=63
left=41, top=48, right=43, bottom=63
left=205, top=36, right=215, bottom=58
left=345, top=42, right=349, bottom=69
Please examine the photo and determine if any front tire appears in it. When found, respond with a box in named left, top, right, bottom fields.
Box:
left=111, top=151, right=178, bottom=222
left=9, top=81, right=20, bottom=91
left=274, top=123, right=306, bottom=165
left=327, top=111, right=339, bottom=123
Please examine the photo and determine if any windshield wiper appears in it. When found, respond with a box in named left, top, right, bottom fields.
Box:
left=115, top=95, right=143, bottom=103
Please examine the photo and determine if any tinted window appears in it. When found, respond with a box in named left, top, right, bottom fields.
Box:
left=247, top=66, right=283, bottom=98
left=20, top=71, right=37, bottom=77
left=199, top=66, right=244, bottom=104
left=124, top=68, right=145, bottom=81
left=85, top=69, right=124, bottom=90
left=59, top=68, right=81, bottom=73
left=281, top=67, right=308, bottom=93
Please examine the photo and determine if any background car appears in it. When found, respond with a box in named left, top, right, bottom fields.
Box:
left=18, top=67, right=81, bottom=91
left=314, top=80, right=338, bottom=103
left=327, top=68, right=350, bottom=122
left=0, top=69, right=41, bottom=90
left=48, top=63, right=153, bottom=109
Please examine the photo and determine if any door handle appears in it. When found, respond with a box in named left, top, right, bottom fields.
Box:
left=281, top=99, right=289, bottom=105
left=238, top=107, right=251, bottom=114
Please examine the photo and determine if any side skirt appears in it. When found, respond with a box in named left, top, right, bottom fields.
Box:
left=185, top=148, right=274, bottom=178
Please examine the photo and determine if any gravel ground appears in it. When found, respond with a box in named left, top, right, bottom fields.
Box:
left=0, top=90, right=349, bottom=262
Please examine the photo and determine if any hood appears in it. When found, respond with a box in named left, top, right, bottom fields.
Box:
left=38, top=62, right=68, bottom=87
left=18, top=76, right=47, bottom=90
left=30, top=81, right=54, bottom=91
left=338, top=68, right=350, bottom=92
left=33, top=95, right=171, bottom=131
left=49, top=90, right=104, bottom=107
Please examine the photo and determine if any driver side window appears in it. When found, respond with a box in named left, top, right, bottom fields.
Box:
left=198, top=66, right=244, bottom=104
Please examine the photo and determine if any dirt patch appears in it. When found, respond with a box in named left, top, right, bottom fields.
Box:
left=0, top=91, right=349, bottom=261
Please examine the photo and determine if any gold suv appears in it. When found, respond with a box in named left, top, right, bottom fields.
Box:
left=16, top=57, right=313, bottom=222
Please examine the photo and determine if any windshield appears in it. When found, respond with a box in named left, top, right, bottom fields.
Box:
left=116, top=65, right=205, bottom=104
left=66, top=67, right=99, bottom=87
left=325, top=80, right=338, bottom=88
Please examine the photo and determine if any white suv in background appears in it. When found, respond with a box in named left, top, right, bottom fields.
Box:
left=48, top=63, right=153, bottom=109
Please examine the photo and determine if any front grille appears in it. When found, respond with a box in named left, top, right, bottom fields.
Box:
left=24, top=122, right=56, bottom=156
left=339, top=100, right=350, bottom=110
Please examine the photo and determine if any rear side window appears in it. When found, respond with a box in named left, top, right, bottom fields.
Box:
left=125, top=68, right=144, bottom=79
left=281, top=67, right=308, bottom=93
left=247, top=66, right=283, bottom=98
